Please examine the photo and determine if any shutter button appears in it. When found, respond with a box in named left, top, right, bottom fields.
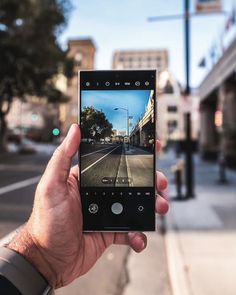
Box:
left=111, top=202, right=123, bottom=215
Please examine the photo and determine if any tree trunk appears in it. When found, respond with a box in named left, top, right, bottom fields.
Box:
left=0, top=100, right=11, bottom=153
left=0, top=111, right=7, bottom=152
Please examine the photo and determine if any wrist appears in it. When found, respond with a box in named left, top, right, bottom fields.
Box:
left=7, top=225, right=57, bottom=288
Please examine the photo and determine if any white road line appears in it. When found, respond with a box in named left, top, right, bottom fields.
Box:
left=82, top=146, right=116, bottom=158
left=0, top=176, right=41, bottom=196
left=81, top=145, right=120, bottom=174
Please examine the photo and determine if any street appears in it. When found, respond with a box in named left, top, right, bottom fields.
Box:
left=0, top=150, right=53, bottom=238
left=81, top=143, right=124, bottom=186
left=81, top=143, right=153, bottom=187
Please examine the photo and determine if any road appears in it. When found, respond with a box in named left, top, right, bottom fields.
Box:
left=81, top=143, right=153, bottom=187
left=0, top=150, right=53, bottom=238
left=81, top=143, right=124, bottom=187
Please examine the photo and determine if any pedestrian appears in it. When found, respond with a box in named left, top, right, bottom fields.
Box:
left=0, top=124, right=169, bottom=294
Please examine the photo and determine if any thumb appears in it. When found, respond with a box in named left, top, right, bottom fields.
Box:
left=43, top=124, right=81, bottom=185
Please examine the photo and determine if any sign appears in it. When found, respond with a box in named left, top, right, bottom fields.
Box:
left=196, top=0, right=221, bottom=13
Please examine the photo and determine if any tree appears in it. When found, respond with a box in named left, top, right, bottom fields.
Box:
left=81, top=107, right=113, bottom=142
left=0, top=0, right=72, bottom=151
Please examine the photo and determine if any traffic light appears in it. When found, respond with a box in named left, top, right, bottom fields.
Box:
left=52, top=128, right=60, bottom=136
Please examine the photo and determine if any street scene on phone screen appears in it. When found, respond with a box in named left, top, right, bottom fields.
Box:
left=80, top=89, right=155, bottom=187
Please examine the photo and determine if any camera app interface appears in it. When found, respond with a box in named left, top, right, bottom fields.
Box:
left=80, top=89, right=155, bottom=187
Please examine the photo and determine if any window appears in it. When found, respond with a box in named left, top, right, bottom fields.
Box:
left=167, top=120, right=178, bottom=134
left=167, top=106, right=178, bottom=113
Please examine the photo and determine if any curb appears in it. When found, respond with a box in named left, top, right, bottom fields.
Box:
left=164, top=200, right=193, bottom=295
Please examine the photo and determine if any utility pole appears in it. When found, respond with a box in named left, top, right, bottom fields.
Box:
left=148, top=0, right=195, bottom=199
left=184, top=0, right=195, bottom=198
left=148, top=1, right=226, bottom=199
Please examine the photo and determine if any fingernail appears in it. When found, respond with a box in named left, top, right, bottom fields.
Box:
left=128, top=233, right=136, bottom=240
left=141, top=240, right=145, bottom=249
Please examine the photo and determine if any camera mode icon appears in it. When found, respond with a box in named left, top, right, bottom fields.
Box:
left=88, top=203, right=99, bottom=214
left=138, top=205, right=144, bottom=212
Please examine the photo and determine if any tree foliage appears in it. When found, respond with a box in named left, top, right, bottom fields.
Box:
left=0, top=0, right=72, bottom=103
left=81, top=107, right=113, bottom=142
left=0, top=0, right=72, bottom=149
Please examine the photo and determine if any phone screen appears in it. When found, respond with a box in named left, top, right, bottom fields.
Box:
left=79, top=70, right=156, bottom=231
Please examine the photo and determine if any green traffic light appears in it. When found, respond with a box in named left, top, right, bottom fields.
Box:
left=52, top=128, right=60, bottom=136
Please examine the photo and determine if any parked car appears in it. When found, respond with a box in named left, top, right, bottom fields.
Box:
left=18, top=138, right=36, bottom=154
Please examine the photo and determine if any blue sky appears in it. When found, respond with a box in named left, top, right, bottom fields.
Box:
left=60, top=0, right=236, bottom=88
left=81, top=90, right=151, bottom=132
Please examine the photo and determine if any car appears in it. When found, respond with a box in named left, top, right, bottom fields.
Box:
left=18, top=138, right=36, bottom=154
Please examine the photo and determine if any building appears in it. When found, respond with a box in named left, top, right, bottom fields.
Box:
left=113, top=49, right=199, bottom=146
left=113, top=49, right=168, bottom=72
left=61, top=38, right=96, bottom=134
left=198, top=38, right=236, bottom=166
left=6, top=96, right=59, bottom=142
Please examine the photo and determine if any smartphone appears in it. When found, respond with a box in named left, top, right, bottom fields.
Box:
left=78, top=70, right=156, bottom=231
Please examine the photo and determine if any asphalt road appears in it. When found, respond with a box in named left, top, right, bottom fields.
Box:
left=81, top=143, right=124, bottom=187
left=0, top=151, right=53, bottom=238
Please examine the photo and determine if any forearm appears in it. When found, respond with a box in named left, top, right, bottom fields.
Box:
left=0, top=226, right=54, bottom=294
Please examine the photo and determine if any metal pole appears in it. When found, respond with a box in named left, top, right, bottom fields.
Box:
left=184, top=0, right=195, bottom=198
left=185, top=0, right=190, bottom=95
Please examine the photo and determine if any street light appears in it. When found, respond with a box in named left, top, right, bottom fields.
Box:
left=114, top=107, right=129, bottom=150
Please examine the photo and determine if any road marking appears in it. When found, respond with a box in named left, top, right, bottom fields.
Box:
left=0, top=176, right=41, bottom=196
left=81, top=145, right=120, bottom=174
left=82, top=146, right=116, bottom=158
left=0, top=164, right=44, bottom=172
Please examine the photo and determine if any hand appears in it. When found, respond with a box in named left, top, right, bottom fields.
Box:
left=8, top=124, right=169, bottom=288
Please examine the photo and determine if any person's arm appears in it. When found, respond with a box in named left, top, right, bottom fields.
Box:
left=0, top=124, right=169, bottom=293
left=0, top=246, right=53, bottom=295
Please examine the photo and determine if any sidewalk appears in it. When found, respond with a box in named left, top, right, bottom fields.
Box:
left=161, top=151, right=236, bottom=295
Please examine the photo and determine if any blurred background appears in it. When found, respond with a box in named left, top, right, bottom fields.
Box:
left=0, top=0, right=236, bottom=294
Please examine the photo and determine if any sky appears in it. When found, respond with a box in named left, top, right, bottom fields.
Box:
left=81, top=90, right=151, bottom=132
left=60, top=0, right=236, bottom=88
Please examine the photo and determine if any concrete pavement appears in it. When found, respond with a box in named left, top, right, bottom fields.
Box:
left=56, top=246, right=130, bottom=295
left=55, top=225, right=172, bottom=295
left=125, top=145, right=153, bottom=187
left=160, top=150, right=236, bottom=295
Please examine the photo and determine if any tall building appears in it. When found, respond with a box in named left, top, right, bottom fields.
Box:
left=113, top=49, right=168, bottom=71
left=61, top=38, right=96, bottom=134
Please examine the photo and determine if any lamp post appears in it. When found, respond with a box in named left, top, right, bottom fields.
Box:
left=114, top=107, right=129, bottom=150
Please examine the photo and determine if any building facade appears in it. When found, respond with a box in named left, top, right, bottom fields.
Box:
left=113, top=50, right=199, bottom=146
left=198, top=37, right=236, bottom=166
left=113, top=49, right=168, bottom=72
left=6, top=96, right=59, bottom=142
left=61, top=38, right=96, bottom=134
